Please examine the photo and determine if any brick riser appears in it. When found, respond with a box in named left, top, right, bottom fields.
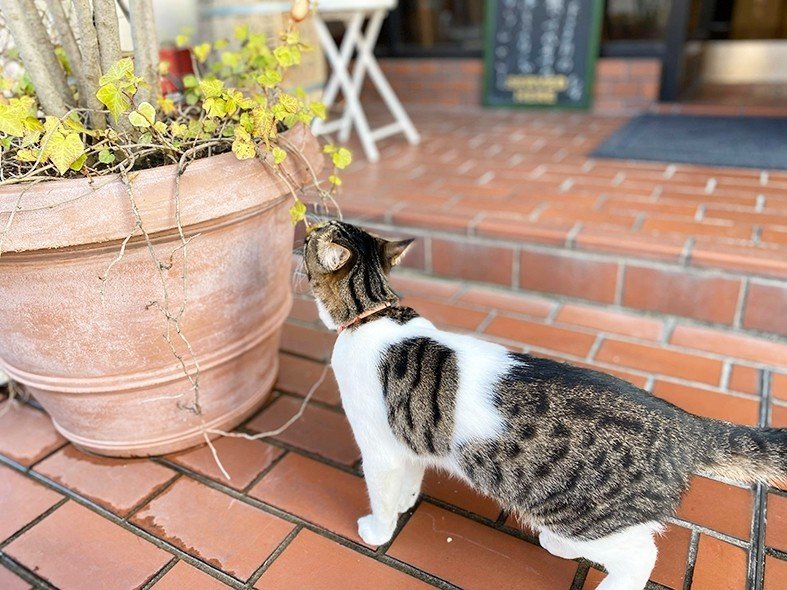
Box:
left=342, top=216, right=787, bottom=340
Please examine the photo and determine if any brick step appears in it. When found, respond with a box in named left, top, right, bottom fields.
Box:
left=339, top=214, right=787, bottom=340
left=287, top=270, right=787, bottom=421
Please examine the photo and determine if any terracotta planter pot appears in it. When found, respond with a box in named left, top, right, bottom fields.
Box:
left=0, top=126, right=321, bottom=457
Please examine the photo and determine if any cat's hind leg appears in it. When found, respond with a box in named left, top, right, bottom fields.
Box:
left=539, top=523, right=659, bottom=590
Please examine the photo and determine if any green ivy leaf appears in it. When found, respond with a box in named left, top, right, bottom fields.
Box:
left=277, top=93, right=300, bottom=114
left=272, top=146, right=287, bottom=165
left=70, top=153, right=88, bottom=171
left=98, top=149, right=116, bottom=164
left=328, top=174, right=342, bottom=186
left=99, top=57, right=134, bottom=86
left=309, top=101, right=327, bottom=120
left=256, top=69, right=282, bottom=89
left=274, top=45, right=301, bottom=68
left=128, top=101, right=156, bottom=127
left=289, top=199, right=307, bottom=225
left=96, top=83, right=132, bottom=122
left=47, top=131, right=84, bottom=175
left=232, top=126, right=256, bottom=160
left=193, top=43, right=212, bottom=63
left=199, top=78, right=224, bottom=98
left=332, top=147, right=352, bottom=170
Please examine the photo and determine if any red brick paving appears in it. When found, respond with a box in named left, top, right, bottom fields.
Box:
left=2, top=109, right=787, bottom=588
left=4, top=502, right=171, bottom=590
left=2, top=271, right=786, bottom=588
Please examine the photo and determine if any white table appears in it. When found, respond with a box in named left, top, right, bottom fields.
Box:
left=200, top=0, right=421, bottom=162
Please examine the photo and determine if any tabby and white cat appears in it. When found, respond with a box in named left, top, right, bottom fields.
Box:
left=302, top=220, right=787, bottom=590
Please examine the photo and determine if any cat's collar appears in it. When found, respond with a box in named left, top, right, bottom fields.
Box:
left=337, top=300, right=396, bottom=334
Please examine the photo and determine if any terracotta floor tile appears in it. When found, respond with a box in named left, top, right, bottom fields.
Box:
left=691, top=534, right=747, bottom=590
left=401, top=295, right=489, bottom=332
left=250, top=453, right=369, bottom=544
left=168, top=436, right=284, bottom=490
left=773, top=372, right=787, bottom=403
left=765, top=555, right=787, bottom=590
left=651, top=524, right=692, bottom=589
left=766, top=493, right=787, bottom=552
left=670, top=325, right=787, bottom=367
left=457, top=286, right=555, bottom=319
left=555, top=304, right=663, bottom=340
left=0, top=404, right=65, bottom=466
left=0, top=465, right=62, bottom=542
left=595, top=339, right=723, bottom=385
left=35, top=446, right=175, bottom=516
left=421, top=470, right=502, bottom=521
left=389, top=273, right=463, bottom=300
left=582, top=568, right=606, bottom=589
left=652, top=381, right=759, bottom=425
left=431, top=238, right=514, bottom=287
left=728, top=365, right=760, bottom=395
left=0, top=566, right=31, bottom=590
left=485, top=315, right=597, bottom=357
left=280, top=323, right=336, bottom=362
left=152, top=561, right=230, bottom=590
left=275, top=353, right=340, bottom=405
left=132, top=477, right=294, bottom=580
left=246, top=396, right=360, bottom=466
left=388, top=503, right=578, bottom=590
left=5, top=502, right=170, bottom=590
left=289, top=297, right=320, bottom=324
left=257, top=529, right=432, bottom=589
left=677, top=476, right=753, bottom=540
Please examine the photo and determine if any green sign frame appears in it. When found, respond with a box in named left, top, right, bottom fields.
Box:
left=483, top=0, right=605, bottom=110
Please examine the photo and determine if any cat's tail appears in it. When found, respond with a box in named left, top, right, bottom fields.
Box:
left=697, top=419, right=787, bottom=485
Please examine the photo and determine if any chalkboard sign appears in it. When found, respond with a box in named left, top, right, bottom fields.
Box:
left=483, top=0, right=604, bottom=109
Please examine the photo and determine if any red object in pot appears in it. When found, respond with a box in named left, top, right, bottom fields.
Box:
left=159, top=47, right=194, bottom=94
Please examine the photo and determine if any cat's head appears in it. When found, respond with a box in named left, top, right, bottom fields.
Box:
left=302, top=221, right=414, bottom=330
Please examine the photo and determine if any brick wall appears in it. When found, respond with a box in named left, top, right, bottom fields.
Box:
left=362, top=58, right=661, bottom=115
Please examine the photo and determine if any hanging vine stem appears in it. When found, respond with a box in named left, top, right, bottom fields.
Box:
left=112, top=157, right=202, bottom=415
left=203, top=362, right=331, bottom=480
left=278, top=134, right=342, bottom=219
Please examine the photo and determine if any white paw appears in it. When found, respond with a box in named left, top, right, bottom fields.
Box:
left=357, top=514, right=395, bottom=546
left=396, top=489, right=419, bottom=514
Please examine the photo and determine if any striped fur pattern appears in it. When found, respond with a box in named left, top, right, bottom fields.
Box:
left=303, top=221, right=787, bottom=590
left=379, top=337, right=459, bottom=456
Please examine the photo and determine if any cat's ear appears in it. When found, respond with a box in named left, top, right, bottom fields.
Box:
left=317, top=241, right=351, bottom=271
left=383, top=238, right=415, bottom=267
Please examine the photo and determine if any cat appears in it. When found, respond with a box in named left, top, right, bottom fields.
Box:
left=302, top=220, right=787, bottom=590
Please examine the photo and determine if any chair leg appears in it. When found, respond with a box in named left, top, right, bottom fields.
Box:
left=313, top=14, right=380, bottom=162
left=355, top=10, right=421, bottom=146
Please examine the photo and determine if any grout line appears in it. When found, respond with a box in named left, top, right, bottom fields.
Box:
left=241, top=449, right=291, bottom=495
left=0, top=553, right=59, bottom=590
left=0, top=455, right=247, bottom=589
left=733, top=279, right=750, bottom=330
left=124, top=473, right=181, bottom=520
left=746, top=369, right=771, bottom=590
left=476, top=310, right=497, bottom=334
left=614, top=263, right=625, bottom=306
left=0, top=497, right=69, bottom=551
left=569, top=562, right=590, bottom=590
left=141, top=557, right=179, bottom=590
left=244, top=525, right=302, bottom=588
left=682, top=529, right=700, bottom=590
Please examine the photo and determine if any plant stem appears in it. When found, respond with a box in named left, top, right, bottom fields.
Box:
left=0, top=0, right=71, bottom=116
left=93, top=0, right=122, bottom=74
left=128, top=0, right=159, bottom=105
left=70, top=0, right=108, bottom=129
left=45, top=0, right=106, bottom=129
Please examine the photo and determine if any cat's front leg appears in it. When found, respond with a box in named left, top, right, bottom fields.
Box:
left=357, top=454, right=409, bottom=546
left=396, top=460, right=425, bottom=514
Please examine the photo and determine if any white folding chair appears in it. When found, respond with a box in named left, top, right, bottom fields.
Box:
left=311, top=0, right=421, bottom=161
left=199, top=0, right=421, bottom=162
